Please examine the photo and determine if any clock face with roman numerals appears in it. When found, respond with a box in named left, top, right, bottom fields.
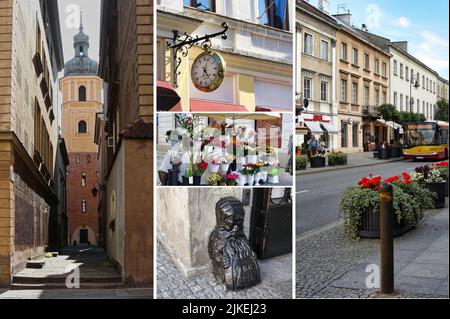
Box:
left=191, top=51, right=225, bottom=93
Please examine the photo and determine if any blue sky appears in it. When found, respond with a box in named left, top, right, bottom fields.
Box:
left=320, top=0, right=449, bottom=79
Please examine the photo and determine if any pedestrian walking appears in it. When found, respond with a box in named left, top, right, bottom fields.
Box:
left=308, top=135, right=318, bottom=156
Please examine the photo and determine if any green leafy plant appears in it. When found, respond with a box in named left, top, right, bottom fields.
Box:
left=296, top=155, right=308, bottom=169
left=206, top=173, right=222, bottom=186
left=340, top=173, right=434, bottom=240
left=328, top=152, right=348, bottom=166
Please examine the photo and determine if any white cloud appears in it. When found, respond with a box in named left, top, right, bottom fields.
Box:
left=412, top=31, right=449, bottom=77
left=394, top=16, right=411, bottom=27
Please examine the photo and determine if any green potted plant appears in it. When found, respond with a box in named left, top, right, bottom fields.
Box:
left=226, top=173, right=239, bottom=186
left=411, top=165, right=446, bottom=208
left=206, top=173, right=222, bottom=186
left=310, top=153, right=326, bottom=168
left=432, top=161, right=449, bottom=197
left=296, top=155, right=308, bottom=170
left=183, top=166, right=194, bottom=186
left=340, top=172, right=434, bottom=239
left=328, top=152, right=348, bottom=166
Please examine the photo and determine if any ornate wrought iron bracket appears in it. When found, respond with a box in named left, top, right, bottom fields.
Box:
left=167, top=22, right=228, bottom=88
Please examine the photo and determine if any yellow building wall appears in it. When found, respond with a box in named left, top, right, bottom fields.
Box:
left=60, top=75, right=103, bottom=153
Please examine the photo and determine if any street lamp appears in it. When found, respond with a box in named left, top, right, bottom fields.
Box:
left=410, top=75, right=420, bottom=113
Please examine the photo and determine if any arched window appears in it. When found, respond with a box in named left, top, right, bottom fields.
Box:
left=81, top=198, right=87, bottom=213
left=78, top=120, right=87, bottom=133
left=81, top=172, right=86, bottom=187
left=79, top=86, right=86, bottom=101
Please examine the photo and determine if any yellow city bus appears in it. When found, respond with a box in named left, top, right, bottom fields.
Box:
left=403, top=121, right=449, bottom=160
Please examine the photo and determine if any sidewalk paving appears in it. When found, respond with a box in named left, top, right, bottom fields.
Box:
left=157, top=244, right=292, bottom=299
left=297, top=152, right=403, bottom=175
left=296, top=203, right=449, bottom=298
left=0, top=288, right=153, bottom=299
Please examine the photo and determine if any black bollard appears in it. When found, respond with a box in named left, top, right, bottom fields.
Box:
left=380, top=182, right=394, bottom=294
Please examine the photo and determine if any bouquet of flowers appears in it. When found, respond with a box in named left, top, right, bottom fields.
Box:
left=226, top=173, right=239, bottom=186
left=206, top=173, right=222, bottom=186
left=411, top=165, right=444, bottom=183
left=193, top=161, right=208, bottom=177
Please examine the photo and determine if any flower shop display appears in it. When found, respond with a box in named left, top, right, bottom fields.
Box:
left=327, top=152, right=347, bottom=166
left=159, top=115, right=284, bottom=186
left=296, top=155, right=308, bottom=170
left=411, top=165, right=446, bottom=208
left=340, top=172, right=434, bottom=239
left=310, top=154, right=326, bottom=168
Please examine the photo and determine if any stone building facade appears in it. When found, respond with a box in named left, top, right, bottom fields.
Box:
left=60, top=20, right=102, bottom=247
left=0, top=0, right=63, bottom=286
left=96, top=0, right=153, bottom=286
left=334, top=13, right=391, bottom=152
left=296, top=0, right=339, bottom=151
left=437, top=76, right=449, bottom=103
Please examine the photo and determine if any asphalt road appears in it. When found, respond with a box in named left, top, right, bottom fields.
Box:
left=296, top=160, right=436, bottom=235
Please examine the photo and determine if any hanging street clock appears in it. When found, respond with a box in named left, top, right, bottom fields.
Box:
left=191, top=50, right=226, bottom=93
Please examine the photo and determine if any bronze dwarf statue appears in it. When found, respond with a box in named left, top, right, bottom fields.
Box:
left=208, top=197, right=261, bottom=291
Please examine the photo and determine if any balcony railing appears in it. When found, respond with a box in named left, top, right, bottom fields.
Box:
left=362, top=105, right=380, bottom=118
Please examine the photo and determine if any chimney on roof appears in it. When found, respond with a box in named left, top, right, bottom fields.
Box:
left=333, top=11, right=352, bottom=26
left=318, top=0, right=330, bottom=13
left=392, top=41, right=408, bottom=52
left=361, top=24, right=368, bottom=31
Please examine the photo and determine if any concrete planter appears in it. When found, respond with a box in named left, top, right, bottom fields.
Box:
left=378, top=148, right=391, bottom=160
left=423, top=181, right=446, bottom=209
left=359, top=207, right=413, bottom=238
left=390, top=146, right=403, bottom=158
left=310, top=157, right=326, bottom=168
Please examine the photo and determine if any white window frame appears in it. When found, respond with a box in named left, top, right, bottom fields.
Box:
left=304, top=33, right=313, bottom=55
left=304, top=77, right=312, bottom=99
left=320, top=81, right=328, bottom=102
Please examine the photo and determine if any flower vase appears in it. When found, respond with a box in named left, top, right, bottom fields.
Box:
left=220, top=163, right=230, bottom=174
left=237, top=174, right=247, bottom=186
left=247, top=174, right=255, bottom=186
left=268, top=175, right=279, bottom=184
left=208, top=163, right=220, bottom=173
left=261, top=171, right=268, bottom=183
left=193, top=176, right=202, bottom=186
left=254, top=173, right=261, bottom=186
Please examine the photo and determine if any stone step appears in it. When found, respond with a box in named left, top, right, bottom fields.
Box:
left=13, top=274, right=122, bottom=284
left=25, top=261, right=46, bottom=269
left=10, top=282, right=126, bottom=290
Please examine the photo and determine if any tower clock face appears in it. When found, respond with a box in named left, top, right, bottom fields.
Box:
left=191, top=51, right=225, bottom=93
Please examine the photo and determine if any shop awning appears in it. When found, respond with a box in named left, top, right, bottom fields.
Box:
left=304, top=121, right=323, bottom=133
left=190, top=99, right=248, bottom=112
left=321, top=122, right=339, bottom=133
left=377, top=119, right=404, bottom=134
left=197, top=113, right=281, bottom=121
left=157, top=81, right=181, bottom=112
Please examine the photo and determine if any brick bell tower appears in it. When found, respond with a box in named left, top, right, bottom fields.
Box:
left=60, top=14, right=103, bottom=246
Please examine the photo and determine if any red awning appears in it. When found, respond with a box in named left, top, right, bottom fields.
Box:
left=157, top=80, right=181, bottom=112
left=256, top=105, right=291, bottom=112
left=190, top=99, right=248, bottom=112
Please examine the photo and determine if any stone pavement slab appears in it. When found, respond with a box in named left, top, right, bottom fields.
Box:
left=296, top=205, right=449, bottom=298
left=0, top=288, right=153, bottom=299
left=157, top=244, right=292, bottom=299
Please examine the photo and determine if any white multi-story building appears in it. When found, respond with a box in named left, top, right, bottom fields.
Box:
left=388, top=42, right=439, bottom=120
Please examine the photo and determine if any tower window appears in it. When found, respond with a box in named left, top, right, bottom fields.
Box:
left=78, top=120, right=87, bottom=133
left=81, top=172, right=86, bottom=187
left=79, top=86, right=86, bottom=101
left=81, top=198, right=87, bottom=213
